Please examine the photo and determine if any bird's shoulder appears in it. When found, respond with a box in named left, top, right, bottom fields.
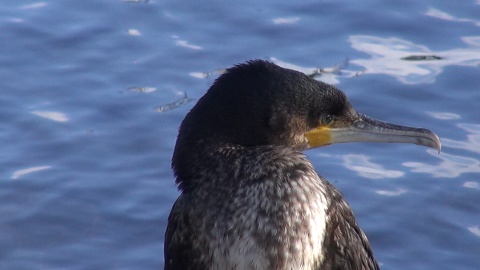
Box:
left=318, top=181, right=380, bottom=270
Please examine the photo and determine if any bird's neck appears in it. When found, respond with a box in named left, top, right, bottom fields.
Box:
left=172, top=140, right=243, bottom=190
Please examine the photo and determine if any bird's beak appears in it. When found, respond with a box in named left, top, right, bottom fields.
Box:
left=305, top=114, right=441, bottom=152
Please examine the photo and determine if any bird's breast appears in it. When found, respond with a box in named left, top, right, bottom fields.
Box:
left=205, top=170, right=330, bottom=269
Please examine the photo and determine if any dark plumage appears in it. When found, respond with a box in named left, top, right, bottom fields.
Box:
left=165, top=60, right=440, bottom=270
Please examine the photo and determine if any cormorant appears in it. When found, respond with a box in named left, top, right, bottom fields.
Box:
left=165, top=60, right=441, bottom=270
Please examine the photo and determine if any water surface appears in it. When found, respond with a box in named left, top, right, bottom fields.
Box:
left=1, top=1, right=479, bottom=269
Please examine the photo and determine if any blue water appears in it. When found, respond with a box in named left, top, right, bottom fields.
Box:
left=1, top=1, right=479, bottom=269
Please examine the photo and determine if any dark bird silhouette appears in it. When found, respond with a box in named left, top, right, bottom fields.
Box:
left=165, top=60, right=441, bottom=270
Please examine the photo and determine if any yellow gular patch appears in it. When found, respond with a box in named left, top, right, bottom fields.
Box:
left=305, top=126, right=333, bottom=148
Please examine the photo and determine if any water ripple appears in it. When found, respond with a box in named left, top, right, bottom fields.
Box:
left=348, top=35, right=480, bottom=84
left=342, top=154, right=404, bottom=180
left=403, top=149, right=480, bottom=178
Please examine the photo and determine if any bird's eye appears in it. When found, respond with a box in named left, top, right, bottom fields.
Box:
left=321, top=114, right=333, bottom=125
